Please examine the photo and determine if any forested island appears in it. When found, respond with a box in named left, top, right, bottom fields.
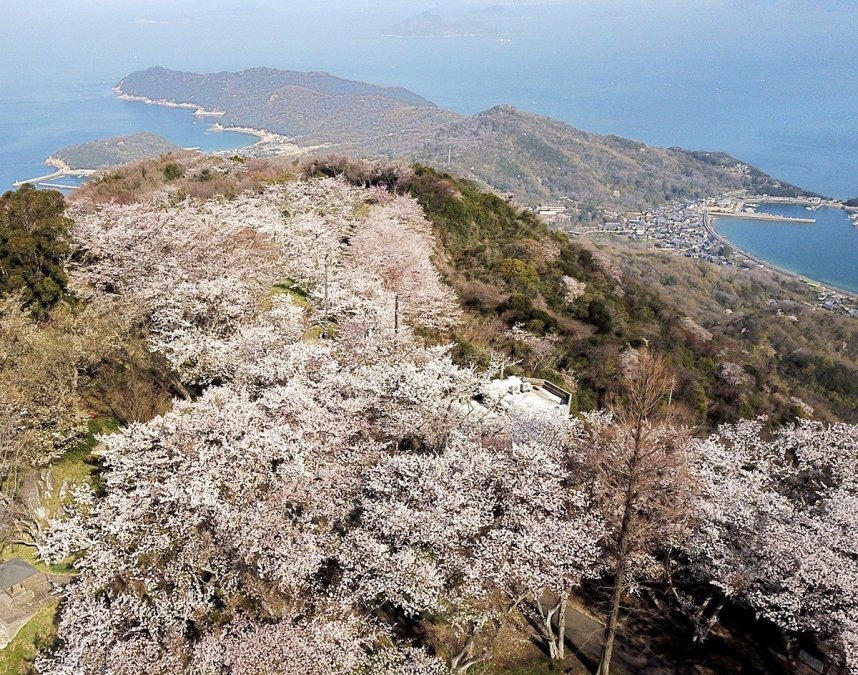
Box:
left=50, top=132, right=180, bottom=170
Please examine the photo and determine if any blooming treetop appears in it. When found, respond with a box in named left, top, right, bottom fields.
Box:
left=690, top=419, right=858, bottom=672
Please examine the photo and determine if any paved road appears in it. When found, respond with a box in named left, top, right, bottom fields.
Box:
left=541, top=594, right=674, bottom=674
left=562, top=603, right=674, bottom=675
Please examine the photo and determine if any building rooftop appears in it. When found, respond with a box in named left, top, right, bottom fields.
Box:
left=0, top=558, right=39, bottom=591
left=476, top=376, right=571, bottom=415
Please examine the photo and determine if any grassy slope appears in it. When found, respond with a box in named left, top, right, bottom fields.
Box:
left=0, top=602, right=58, bottom=675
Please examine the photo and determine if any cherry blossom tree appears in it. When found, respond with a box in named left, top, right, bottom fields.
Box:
left=688, top=418, right=858, bottom=672
left=349, top=197, right=459, bottom=333
left=347, top=409, right=604, bottom=670
left=191, top=614, right=447, bottom=675
left=37, top=293, right=475, bottom=672
left=39, top=172, right=623, bottom=673
left=69, top=178, right=459, bottom=387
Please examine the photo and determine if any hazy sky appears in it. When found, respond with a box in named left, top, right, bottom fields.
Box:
left=5, top=0, right=855, bottom=81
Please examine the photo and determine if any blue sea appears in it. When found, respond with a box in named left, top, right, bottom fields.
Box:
left=1, top=1, right=857, bottom=290
left=715, top=205, right=858, bottom=294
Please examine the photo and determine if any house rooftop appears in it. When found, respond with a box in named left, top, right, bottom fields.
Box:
left=0, top=558, right=39, bottom=591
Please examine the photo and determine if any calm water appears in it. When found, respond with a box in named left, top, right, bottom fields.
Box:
left=0, top=78, right=256, bottom=190
left=714, top=205, right=858, bottom=294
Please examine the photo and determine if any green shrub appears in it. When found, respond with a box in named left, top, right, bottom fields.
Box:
left=163, top=162, right=185, bottom=181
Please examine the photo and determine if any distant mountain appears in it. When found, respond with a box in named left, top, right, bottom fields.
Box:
left=115, top=68, right=810, bottom=211
left=50, top=132, right=180, bottom=169
left=381, top=12, right=499, bottom=37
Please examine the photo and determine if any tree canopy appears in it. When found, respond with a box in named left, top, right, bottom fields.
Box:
left=0, top=184, right=72, bottom=315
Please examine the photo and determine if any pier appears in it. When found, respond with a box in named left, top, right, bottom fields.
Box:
left=12, top=168, right=96, bottom=190
left=37, top=183, right=83, bottom=190
left=712, top=211, right=816, bottom=224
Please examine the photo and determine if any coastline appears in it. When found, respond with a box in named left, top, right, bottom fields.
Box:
left=112, top=86, right=312, bottom=157
left=705, top=212, right=858, bottom=301
left=13, top=155, right=95, bottom=190
left=112, top=86, right=225, bottom=117
left=206, top=123, right=311, bottom=157
left=45, top=156, right=71, bottom=172
left=113, top=86, right=272, bottom=141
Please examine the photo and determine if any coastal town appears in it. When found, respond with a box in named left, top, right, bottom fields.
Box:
left=537, top=193, right=858, bottom=317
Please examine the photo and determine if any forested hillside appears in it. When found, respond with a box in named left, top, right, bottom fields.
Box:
left=1, top=155, right=856, bottom=674
left=117, top=67, right=458, bottom=147
left=401, top=106, right=811, bottom=209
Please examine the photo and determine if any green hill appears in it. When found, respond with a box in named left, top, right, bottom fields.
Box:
left=117, top=67, right=458, bottom=147
left=397, top=105, right=810, bottom=210
left=51, top=132, right=180, bottom=170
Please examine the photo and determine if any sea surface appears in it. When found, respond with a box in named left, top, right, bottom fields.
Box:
left=1, top=1, right=857, bottom=290
left=0, top=79, right=257, bottom=190
left=714, top=205, right=858, bottom=294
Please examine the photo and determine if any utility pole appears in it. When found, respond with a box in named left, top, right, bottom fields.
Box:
left=394, top=294, right=399, bottom=334
left=323, top=258, right=329, bottom=327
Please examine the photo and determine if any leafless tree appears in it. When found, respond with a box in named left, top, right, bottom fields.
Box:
left=583, top=349, right=697, bottom=675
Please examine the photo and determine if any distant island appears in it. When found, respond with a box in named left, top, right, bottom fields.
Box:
left=114, top=66, right=812, bottom=211
left=50, top=132, right=181, bottom=170
left=381, top=12, right=502, bottom=37
left=115, top=66, right=456, bottom=150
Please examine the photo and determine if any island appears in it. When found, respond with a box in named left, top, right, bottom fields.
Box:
left=113, top=67, right=811, bottom=212
left=49, top=132, right=181, bottom=170
left=381, top=12, right=500, bottom=38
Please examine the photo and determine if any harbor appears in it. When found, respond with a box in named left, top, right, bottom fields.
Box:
left=562, top=191, right=858, bottom=312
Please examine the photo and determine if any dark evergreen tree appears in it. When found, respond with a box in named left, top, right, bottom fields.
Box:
left=0, top=184, right=72, bottom=316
